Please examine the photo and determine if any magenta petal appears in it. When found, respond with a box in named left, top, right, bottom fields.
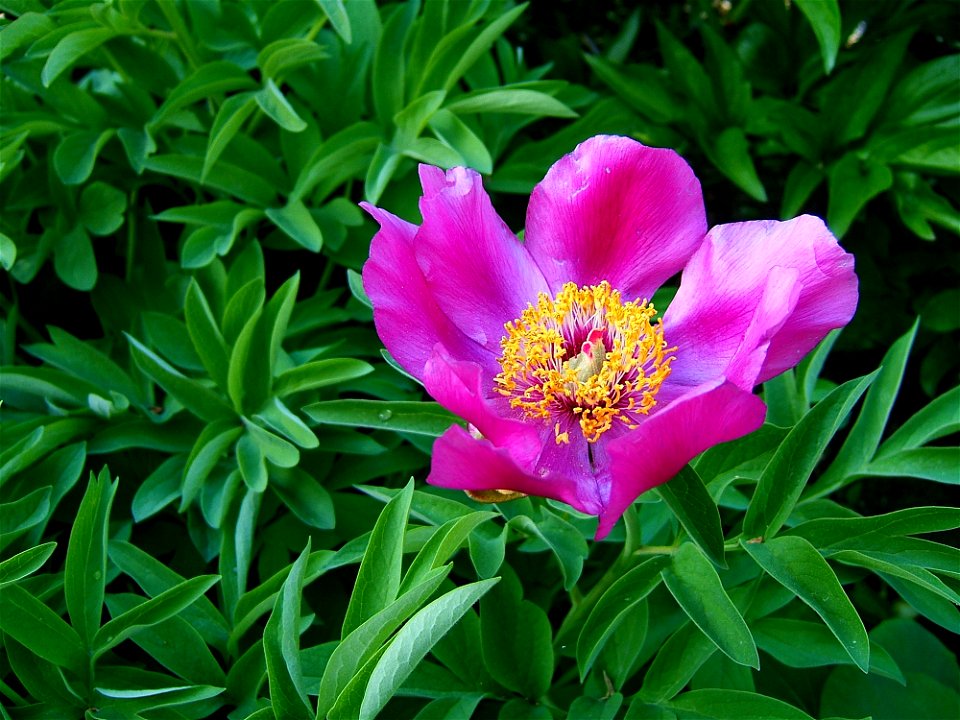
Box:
left=663, top=215, right=858, bottom=393
left=414, top=165, right=549, bottom=353
left=423, top=345, right=541, bottom=466
left=598, top=381, right=767, bottom=539
left=361, top=203, right=496, bottom=380
left=525, top=135, right=707, bottom=299
left=428, top=425, right=600, bottom=515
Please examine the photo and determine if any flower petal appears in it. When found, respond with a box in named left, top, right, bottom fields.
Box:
left=415, top=165, right=549, bottom=352
left=663, top=215, right=858, bottom=394
left=599, top=380, right=767, bottom=539
left=428, top=425, right=601, bottom=515
left=423, top=344, right=541, bottom=466
left=361, top=203, right=495, bottom=380
left=525, top=135, right=707, bottom=300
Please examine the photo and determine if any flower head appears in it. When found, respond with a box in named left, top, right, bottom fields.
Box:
left=362, top=135, right=858, bottom=539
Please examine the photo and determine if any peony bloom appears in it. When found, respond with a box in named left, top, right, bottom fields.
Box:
left=361, top=135, right=857, bottom=539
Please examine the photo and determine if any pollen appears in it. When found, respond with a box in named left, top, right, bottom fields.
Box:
left=494, top=281, right=674, bottom=444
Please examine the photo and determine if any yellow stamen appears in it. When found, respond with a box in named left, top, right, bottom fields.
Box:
left=495, top=281, right=675, bottom=443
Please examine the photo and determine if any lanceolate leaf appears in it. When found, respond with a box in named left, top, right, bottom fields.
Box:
left=65, top=468, right=118, bottom=647
left=264, top=541, right=313, bottom=720
left=743, top=372, right=876, bottom=540
left=358, top=578, right=500, bottom=720
left=662, top=543, right=758, bottom=669
left=656, top=464, right=726, bottom=568
left=316, top=566, right=450, bottom=719
left=93, top=575, right=221, bottom=659
left=341, top=480, right=414, bottom=637
left=577, top=557, right=668, bottom=681
left=808, top=321, right=917, bottom=498
left=742, top=535, right=870, bottom=672
left=0, top=542, right=57, bottom=585
left=0, top=584, right=86, bottom=675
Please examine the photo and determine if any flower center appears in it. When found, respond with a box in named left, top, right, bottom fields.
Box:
left=494, top=281, right=674, bottom=444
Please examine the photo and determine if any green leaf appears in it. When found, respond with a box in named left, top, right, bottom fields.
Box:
left=781, top=160, right=826, bottom=219
left=93, top=575, right=220, bottom=659
left=668, top=689, right=814, bottom=720
left=578, top=557, right=668, bottom=681
left=786, top=506, right=960, bottom=549
left=706, top=127, right=767, bottom=202
left=132, top=455, right=184, bottom=521
left=640, top=621, right=717, bottom=703
left=417, top=4, right=527, bottom=95
left=184, top=280, right=230, bottom=391
left=827, top=154, right=893, bottom=238
left=258, top=38, right=327, bottom=80
left=584, top=55, right=677, bottom=124
left=743, top=372, right=875, bottom=540
left=42, top=27, right=117, bottom=87
left=203, top=92, right=258, bottom=182
left=568, top=694, right=624, bottom=720
left=103, top=594, right=226, bottom=686
left=108, top=541, right=229, bottom=650
left=831, top=550, right=960, bottom=604
left=127, top=334, right=236, bottom=422
left=863, top=447, right=959, bottom=484
left=243, top=418, right=299, bottom=468
left=54, top=224, right=97, bottom=291
left=412, top=695, right=486, bottom=720
left=428, top=109, right=493, bottom=173
left=254, top=396, right=317, bottom=449
left=400, top=512, right=496, bottom=593
left=316, top=566, right=450, bottom=719
left=78, top=181, right=126, bottom=236
left=357, top=578, right=499, bottom=720
left=795, top=0, right=841, bottom=74
left=342, top=479, right=414, bottom=637
left=290, top=122, right=382, bottom=203
left=261, top=272, right=300, bottom=395
left=0, top=486, right=51, bottom=540
left=264, top=541, right=313, bottom=720
left=656, top=20, right=715, bottom=116
left=662, top=543, right=758, bottom=668
left=256, top=79, right=308, bottom=132
left=145, top=154, right=277, bottom=206
left=0, top=231, right=16, bottom=271
left=182, top=421, right=243, bottom=509
left=53, top=129, right=114, bottom=185
left=742, top=535, right=869, bottom=672
left=0, top=12, right=54, bottom=62
left=65, top=468, right=118, bottom=647
left=508, top=509, right=588, bottom=590
left=657, top=465, right=725, bottom=568
left=271, top=468, right=335, bottom=529
left=753, top=617, right=904, bottom=683
left=315, top=0, right=352, bottom=43
left=0, top=584, right=86, bottom=674
left=821, top=31, right=911, bottom=147
left=227, top=307, right=263, bottom=413
left=0, top=542, right=57, bottom=585
left=809, top=322, right=917, bottom=497
left=372, top=0, right=418, bottom=123
left=304, top=399, right=460, bottom=436
left=480, top=570, right=553, bottom=699
left=363, top=143, right=402, bottom=205
left=274, top=358, right=373, bottom=397
left=236, top=432, right=267, bottom=492
left=152, top=60, right=258, bottom=128
left=265, top=199, right=323, bottom=251
left=444, top=88, right=577, bottom=118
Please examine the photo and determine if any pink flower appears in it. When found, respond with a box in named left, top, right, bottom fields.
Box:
left=361, top=135, right=858, bottom=539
